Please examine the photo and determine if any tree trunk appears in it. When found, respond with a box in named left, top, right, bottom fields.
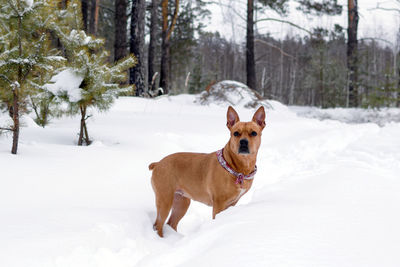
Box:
left=159, top=0, right=179, bottom=94
left=397, top=64, right=400, bottom=107
left=115, top=0, right=127, bottom=61
left=288, top=58, right=297, bottom=105
left=148, top=0, right=159, bottom=91
left=12, top=10, right=23, bottom=154
left=83, top=121, right=90, bottom=145
left=347, top=0, right=359, bottom=107
left=160, top=27, right=170, bottom=93
left=78, top=105, right=91, bottom=146
left=130, top=0, right=146, bottom=96
left=82, top=0, right=88, bottom=32
left=318, top=47, right=324, bottom=107
left=160, top=0, right=170, bottom=94
left=246, top=0, right=256, bottom=91
left=11, top=87, right=19, bottom=154
left=78, top=106, right=85, bottom=146
left=89, top=0, right=100, bottom=35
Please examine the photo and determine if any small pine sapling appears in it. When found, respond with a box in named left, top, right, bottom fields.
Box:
left=0, top=0, right=65, bottom=153
left=47, top=0, right=137, bottom=145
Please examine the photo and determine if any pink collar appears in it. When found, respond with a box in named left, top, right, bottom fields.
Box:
left=216, top=149, right=257, bottom=185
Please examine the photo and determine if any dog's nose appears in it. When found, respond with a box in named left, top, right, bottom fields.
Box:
left=240, top=139, right=248, bottom=147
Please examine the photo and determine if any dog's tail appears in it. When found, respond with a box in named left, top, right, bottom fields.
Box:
left=148, top=162, right=158, bottom=171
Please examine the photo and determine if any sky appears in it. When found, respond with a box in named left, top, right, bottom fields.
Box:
left=205, top=0, right=400, bottom=47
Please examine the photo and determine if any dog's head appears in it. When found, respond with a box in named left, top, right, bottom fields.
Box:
left=226, top=106, right=265, bottom=156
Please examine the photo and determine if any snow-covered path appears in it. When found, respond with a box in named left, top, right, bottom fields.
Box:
left=1, top=96, right=399, bottom=267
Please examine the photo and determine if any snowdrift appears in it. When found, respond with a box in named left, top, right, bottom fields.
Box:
left=1, top=93, right=400, bottom=267
left=195, top=80, right=266, bottom=108
left=291, top=105, right=400, bottom=126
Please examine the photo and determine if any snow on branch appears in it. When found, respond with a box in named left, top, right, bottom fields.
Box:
left=44, top=68, right=84, bottom=102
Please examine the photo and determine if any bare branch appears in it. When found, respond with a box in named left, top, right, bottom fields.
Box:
left=255, top=18, right=313, bottom=36
left=0, top=127, right=13, bottom=131
left=359, top=37, right=393, bottom=46
left=369, top=2, right=400, bottom=13
left=255, top=39, right=295, bottom=59
left=207, top=1, right=246, bottom=21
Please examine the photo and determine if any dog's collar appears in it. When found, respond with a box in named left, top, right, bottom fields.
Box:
left=216, top=149, right=257, bottom=185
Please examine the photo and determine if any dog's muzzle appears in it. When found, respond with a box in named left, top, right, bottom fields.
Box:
left=238, top=139, right=250, bottom=154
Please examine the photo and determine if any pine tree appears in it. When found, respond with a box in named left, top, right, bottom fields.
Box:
left=0, top=0, right=64, bottom=154
left=115, top=0, right=127, bottom=61
left=249, top=0, right=288, bottom=93
left=130, top=0, right=146, bottom=96
left=48, top=0, right=136, bottom=145
left=170, top=0, right=209, bottom=93
left=148, top=0, right=159, bottom=92
left=188, top=54, right=204, bottom=94
left=347, top=0, right=359, bottom=107
left=159, top=0, right=179, bottom=94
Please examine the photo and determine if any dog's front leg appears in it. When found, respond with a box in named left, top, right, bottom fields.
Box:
left=212, top=198, right=228, bottom=219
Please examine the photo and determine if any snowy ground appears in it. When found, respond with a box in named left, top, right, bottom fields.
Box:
left=1, top=95, right=400, bottom=267
left=291, top=105, right=400, bottom=126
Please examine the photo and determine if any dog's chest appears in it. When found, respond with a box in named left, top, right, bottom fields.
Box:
left=237, top=187, right=247, bottom=199
left=227, top=186, right=248, bottom=206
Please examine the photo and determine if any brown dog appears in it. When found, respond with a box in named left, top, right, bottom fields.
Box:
left=149, top=106, right=265, bottom=237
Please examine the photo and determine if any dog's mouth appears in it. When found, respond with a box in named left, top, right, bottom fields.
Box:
left=238, top=146, right=250, bottom=154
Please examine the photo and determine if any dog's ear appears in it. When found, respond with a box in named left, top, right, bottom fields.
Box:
left=227, top=106, right=240, bottom=129
left=252, top=106, right=266, bottom=129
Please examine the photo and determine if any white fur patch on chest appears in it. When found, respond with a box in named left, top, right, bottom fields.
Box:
left=230, top=188, right=247, bottom=205
left=238, top=188, right=246, bottom=198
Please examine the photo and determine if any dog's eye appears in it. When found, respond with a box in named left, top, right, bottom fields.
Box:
left=251, top=131, right=257, bottom=137
left=233, top=131, right=240, bottom=137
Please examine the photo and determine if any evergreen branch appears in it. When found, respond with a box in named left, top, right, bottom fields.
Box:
left=255, top=18, right=313, bottom=36
left=0, top=74, right=12, bottom=84
left=6, top=0, right=19, bottom=16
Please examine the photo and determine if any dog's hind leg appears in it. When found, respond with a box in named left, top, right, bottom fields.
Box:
left=153, top=193, right=174, bottom=237
left=167, top=192, right=191, bottom=231
left=151, top=175, right=175, bottom=237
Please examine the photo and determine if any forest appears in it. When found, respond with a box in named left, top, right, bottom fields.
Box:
left=1, top=0, right=399, bottom=154
left=103, top=0, right=400, bottom=108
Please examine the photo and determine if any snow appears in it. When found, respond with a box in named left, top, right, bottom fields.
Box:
left=1, top=94, right=400, bottom=267
left=24, top=0, right=33, bottom=8
left=196, top=80, right=265, bottom=108
left=67, top=30, right=98, bottom=46
left=290, top=105, right=400, bottom=126
left=44, top=68, right=83, bottom=102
